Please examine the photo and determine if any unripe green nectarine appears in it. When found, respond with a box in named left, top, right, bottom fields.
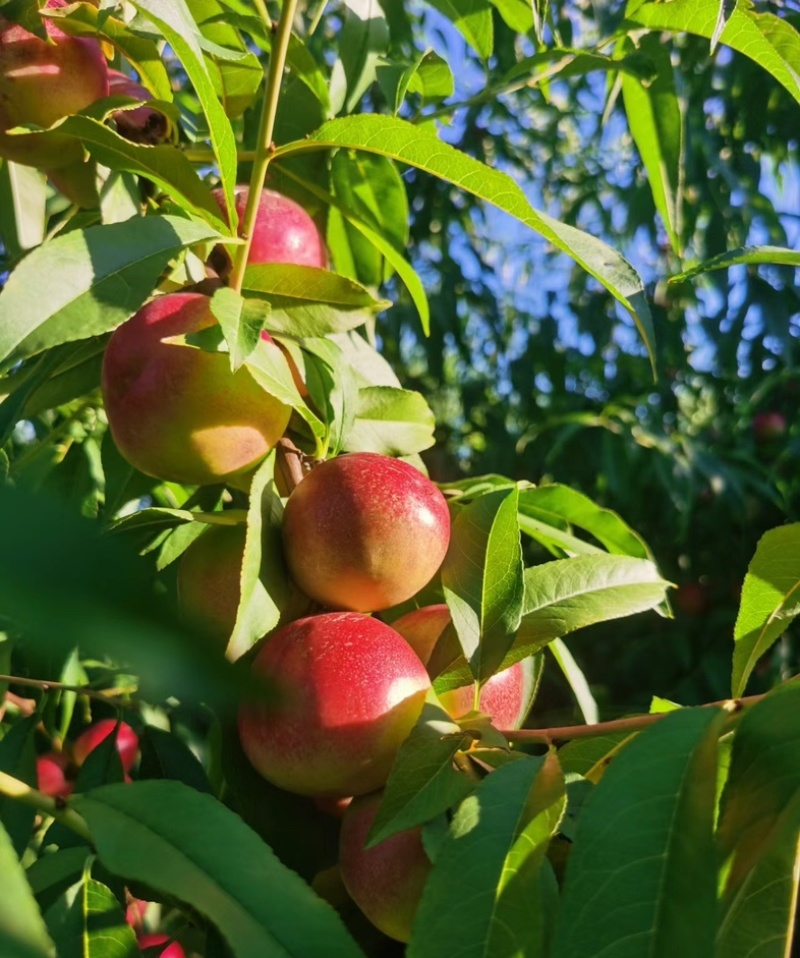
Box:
left=339, top=790, right=431, bottom=943
left=238, top=613, right=431, bottom=797
left=102, top=293, right=291, bottom=485
left=392, top=604, right=535, bottom=729
left=177, top=523, right=245, bottom=641
left=281, top=454, right=451, bottom=612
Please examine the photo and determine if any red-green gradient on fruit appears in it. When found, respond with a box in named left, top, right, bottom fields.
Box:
left=238, top=613, right=431, bottom=797
left=73, top=719, right=139, bottom=772
left=213, top=186, right=328, bottom=267
left=0, top=0, right=108, bottom=166
left=339, top=790, right=431, bottom=943
left=281, top=454, right=451, bottom=612
left=177, top=523, right=245, bottom=641
left=392, top=604, right=534, bottom=729
left=102, top=293, right=290, bottom=485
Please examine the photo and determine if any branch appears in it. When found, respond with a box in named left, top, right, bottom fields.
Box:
left=0, top=674, right=137, bottom=703
left=0, top=770, right=91, bottom=842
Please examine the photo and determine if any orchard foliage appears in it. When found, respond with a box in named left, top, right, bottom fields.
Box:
left=0, top=0, right=798, bottom=956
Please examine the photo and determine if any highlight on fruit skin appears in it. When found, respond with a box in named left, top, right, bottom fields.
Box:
left=339, top=790, right=432, bottom=943
left=392, top=603, right=536, bottom=730
left=0, top=0, right=108, bottom=167
left=101, top=292, right=291, bottom=486
left=281, top=453, right=451, bottom=613
left=238, top=612, right=432, bottom=798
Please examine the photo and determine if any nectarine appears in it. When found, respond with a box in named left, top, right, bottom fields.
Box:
left=238, top=613, right=431, bottom=797
left=0, top=0, right=108, bottom=166
left=214, top=185, right=328, bottom=267
left=339, top=790, right=431, bottom=942
left=36, top=752, right=72, bottom=798
left=281, top=454, right=451, bottom=612
left=102, top=293, right=290, bottom=485
left=138, top=933, right=185, bottom=958
left=177, top=523, right=245, bottom=641
left=107, top=69, right=168, bottom=145
left=392, top=604, right=534, bottom=729
left=73, top=719, right=139, bottom=772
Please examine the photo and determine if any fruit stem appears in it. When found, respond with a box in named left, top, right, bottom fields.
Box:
left=0, top=769, right=92, bottom=842
left=228, top=0, right=300, bottom=294
left=499, top=683, right=790, bottom=744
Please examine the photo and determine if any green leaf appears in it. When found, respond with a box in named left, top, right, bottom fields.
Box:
left=73, top=730, right=125, bottom=792
left=507, top=555, right=671, bottom=666
left=549, top=638, right=598, bottom=725
left=242, top=263, right=389, bottom=337
left=442, top=487, right=525, bottom=683
left=275, top=116, right=655, bottom=367
left=717, top=681, right=800, bottom=898
left=518, top=484, right=654, bottom=559
left=73, top=781, right=365, bottom=958
left=227, top=453, right=290, bottom=661
left=531, top=0, right=548, bottom=42
left=710, top=0, right=738, bottom=54
left=670, top=245, right=800, bottom=283
left=552, top=707, right=725, bottom=958
left=330, top=0, right=389, bottom=115
left=500, top=47, right=658, bottom=87
left=408, top=752, right=565, bottom=958
left=0, top=161, right=46, bottom=257
left=0, top=216, right=219, bottom=370
left=211, top=286, right=264, bottom=371
left=715, top=793, right=800, bottom=958
left=131, top=0, right=238, bottom=222
left=55, top=116, right=224, bottom=230
left=367, top=698, right=476, bottom=846
left=425, top=0, right=494, bottom=61
left=44, top=873, right=138, bottom=958
left=625, top=0, right=800, bottom=106
left=0, top=820, right=56, bottom=958
left=138, top=726, right=212, bottom=793
left=328, top=150, right=409, bottom=286
left=376, top=50, right=454, bottom=114
left=27, top=848, right=92, bottom=915
left=731, top=523, right=800, bottom=696
left=0, top=716, right=38, bottom=857
left=621, top=33, right=684, bottom=254
left=344, top=386, right=435, bottom=456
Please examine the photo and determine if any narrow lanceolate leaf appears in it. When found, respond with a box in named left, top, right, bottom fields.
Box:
left=710, top=0, right=739, bottom=54
left=505, top=555, right=670, bottom=667
left=625, top=0, right=800, bottom=106
left=425, top=0, right=494, bottom=61
left=0, top=716, right=38, bottom=857
left=442, top=487, right=525, bottom=683
left=211, top=287, right=264, bottom=371
left=44, top=874, right=138, bottom=958
left=131, top=0, right=238, bottom=222
left=518, top=484, right=653, bottom=559
left=274, top=116, right=656, bottom=367
left=621, top=33, right=684, bottom=255
left=717, top=680, right=800, bottom=899
left=731, top=523, right=800, bottom=697
left=716, top=794, right=800, bottom=958
left=367, top=698, right=476, bottom=846
left=73, top=782, right=365, bottom=958
left=56, top=116, right=224, bottom=230
left=242, top=264, right=390, bottom=337
left=0, top=161, right=46, bottom=256
left=0, top=216, right=219, bottom=370
left=345, top=386, right=435, bottom=456
left=330, top=0, right=389, bottom=115
left=670, top=245, right=800, bottom=283
left=552, top=707, right=725, bottom=958
left=408, top=752, right=566, bottom=958
left=549, top=638, right=598, bottom=725
left=227, top=453, right=290, bottom=661
left=0, top=820, right=56, bottom=958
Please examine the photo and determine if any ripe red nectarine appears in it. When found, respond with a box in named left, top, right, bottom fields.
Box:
left=102, top=293, right=291, bottom=485
left=281, top=454, right=451, bottom=612
left=37, top=752, right=73, bottom=798
left=238, top=613, right=431, bottom=797
left=392, top=604, right=534, bottom=729
left=0, top=0, right=108, bottom=166
left=339, top=790, right=431, bottom=942
left=137, top=933, right=185, bottom=958
left=73, top=719, right=139, bottom=772
left=752, top=410, right=787, bottom=444
left=213, top=186, right=328, bottom=268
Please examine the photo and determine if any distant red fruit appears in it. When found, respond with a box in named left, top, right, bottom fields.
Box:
left=137, top=933, right=185, bottom=958
left=36, top=752, right=72, bottom=798
left=73, top=719, right=139, bottom=772
left=752, top=411, right=787, bottom=444
left=674, top=581, right=710, bottom=617
left=107, top=69, right=169, bottom=145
